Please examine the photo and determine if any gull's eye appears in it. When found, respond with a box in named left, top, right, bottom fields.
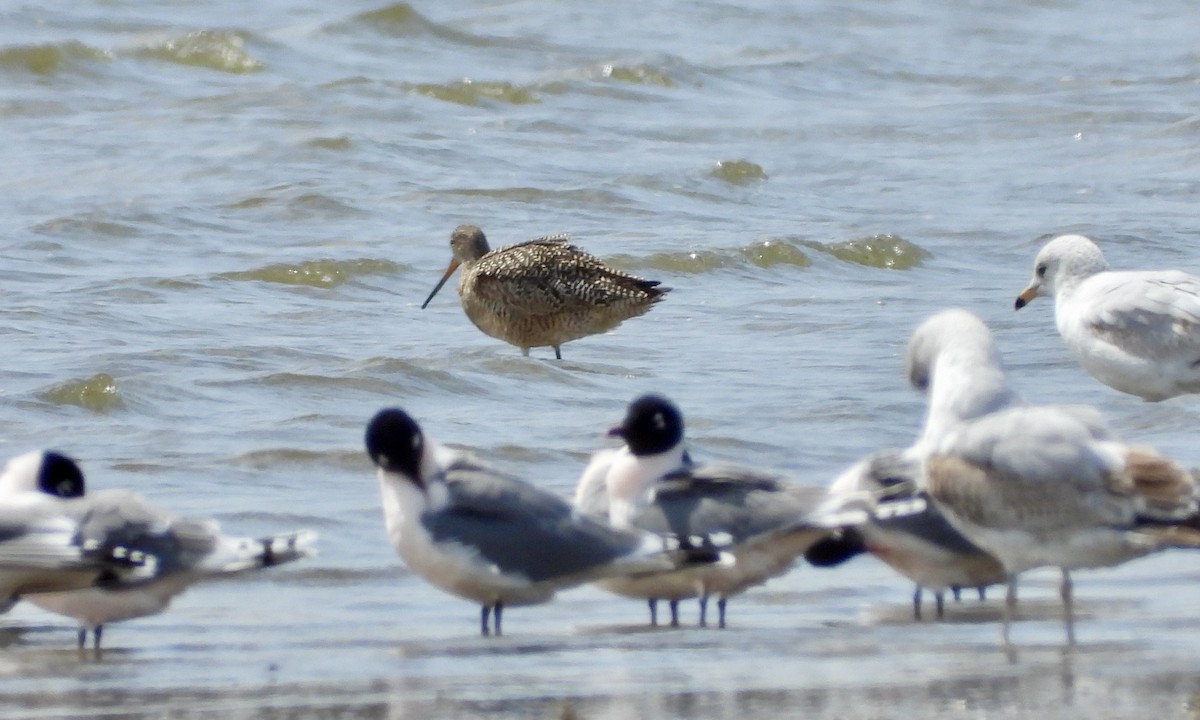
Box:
left=1036, top=264, right=1047, bottom=278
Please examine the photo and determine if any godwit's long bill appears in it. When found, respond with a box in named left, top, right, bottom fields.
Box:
left=420, top=225, right=669, bottom=360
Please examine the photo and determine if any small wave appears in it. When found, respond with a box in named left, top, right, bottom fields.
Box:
left=36, top=373, right=123, bottom=413
left=218, top=259, right=403, bottom=288
left=345, top=3, right=498, bottom=48
left=739, top=239, right=811, bottom=268
left=306, top=136, right=353, bottom=151
left=710, top=159, right=768, bottom=185
left=416, top=186, right=629, bottom=207
left=350, top=3, right=442, bottom=37
left=225, top=190, right=363, bottom=219
left=229, top=447, right=366, bottom=471
left=807, top=234, right=930, bottom=270
left=599, top=63, right=675, bottom=87
left=617, top=239, right=812, bottom=274
left=0, top=41, right=109, bottom=76
left=32, top=213, right=142, bottom=239
left=401, top=78, right=539, bottom=106
left=136, top=30, right=263, bottom=74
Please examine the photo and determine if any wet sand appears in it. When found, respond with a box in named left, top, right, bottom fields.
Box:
left=4, top=553, right=1200, bottom=719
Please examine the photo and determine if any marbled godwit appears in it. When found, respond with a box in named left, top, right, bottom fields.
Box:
left=907, top=309, right=1200, bottom=645
left=420, top=225, right=669, bottom=359
left=364, top=407, right=720, bottom=636
left=575, top=394, right=831, bottom=628
left=1015, top=233, right=1200, bottom=400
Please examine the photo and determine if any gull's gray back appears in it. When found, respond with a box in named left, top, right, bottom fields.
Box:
left=425, top=458, right=647, bottom=583
left=628, top=464, right=817, bottom=545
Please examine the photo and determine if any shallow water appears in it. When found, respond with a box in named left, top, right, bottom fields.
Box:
left=4, top=0, right=1200, bottom=717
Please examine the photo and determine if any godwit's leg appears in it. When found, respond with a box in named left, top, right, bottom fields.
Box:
left=553, top=345, right=562, bottom=360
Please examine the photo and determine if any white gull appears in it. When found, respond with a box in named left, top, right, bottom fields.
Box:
left=1016, top=233, right=1200, bottom=400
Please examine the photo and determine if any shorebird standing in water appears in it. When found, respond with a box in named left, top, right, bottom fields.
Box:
left=420, top=225, right=670, bottom=359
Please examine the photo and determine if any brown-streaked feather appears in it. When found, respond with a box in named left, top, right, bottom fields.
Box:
left=925, top=454, right=1127, bottom=532
left=1113, top=447, right=1196, bottom=519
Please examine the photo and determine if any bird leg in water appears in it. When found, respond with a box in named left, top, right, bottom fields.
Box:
left=698, top=595, right=708, bottom=627
left=1002, top=575, right=1018, bottom=646
left=668, top=599, right=680, bottom=627
left=1061, top=568, right=1075, bottom=646
left=480, top=603, right=505, bottom=636
left=717, top=598, right=727, bottom=629
left=76, top=625, right=103, bottom=652
left=935, top=591, right=945, bottom=620
left=913, top=585, right=924, bottom=620
left=648, top=599, right=658, bottom=626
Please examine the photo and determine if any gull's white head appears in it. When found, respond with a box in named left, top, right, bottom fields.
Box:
left=1015, top=234, right=1109, bottom=310
left=906, top=309, right=999, bottom=394
left=905, top=309, right=1020, bottom=450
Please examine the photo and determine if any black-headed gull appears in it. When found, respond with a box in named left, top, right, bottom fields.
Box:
left=364, top=407, right=714, bottom=636
left=0, top=451, right=152, bottom=613
left=576, top=394, right=830, bottom=629
left=12, top=452, right=314, bottom=649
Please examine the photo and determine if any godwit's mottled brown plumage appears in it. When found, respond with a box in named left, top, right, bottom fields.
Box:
left=420, top=225, right=669, bottom=359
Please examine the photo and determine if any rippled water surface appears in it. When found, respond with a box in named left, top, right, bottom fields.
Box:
left=5, top=0, right=1200, bottom=717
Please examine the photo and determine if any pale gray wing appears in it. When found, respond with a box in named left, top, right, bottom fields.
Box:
left=628, top=463, right=817, bottom=544
left=425, top=458, right=648, bottom=583
left=931, top=406, right=1133, bottom=531
left=0, top=505, right=95, bottom=570
left=1083, top=271, right=1200, bottom=359
left=943, top=406, right=1114, bottom=487
left=73, top=489, right=219, bottom=581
